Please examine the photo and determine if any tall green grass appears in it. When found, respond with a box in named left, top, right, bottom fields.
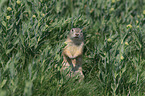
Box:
left=0, top=0, right=145, bottom=95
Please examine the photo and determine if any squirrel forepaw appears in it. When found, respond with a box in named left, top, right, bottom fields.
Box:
left=69, top=56, right=75, bottom=59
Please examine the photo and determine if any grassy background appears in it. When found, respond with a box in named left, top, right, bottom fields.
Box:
left=0, top=0, right=145, bottom=95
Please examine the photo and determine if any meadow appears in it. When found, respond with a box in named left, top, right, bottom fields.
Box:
left=0, top=0, right=145, bottom=95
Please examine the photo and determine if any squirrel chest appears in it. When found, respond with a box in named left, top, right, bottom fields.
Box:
left=67, top=43, right=83, bottom=56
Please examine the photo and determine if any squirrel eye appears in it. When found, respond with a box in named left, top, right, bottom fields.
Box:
left=71, top=29, right=74, bottom=32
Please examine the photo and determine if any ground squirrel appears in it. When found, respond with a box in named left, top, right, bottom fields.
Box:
left=62, top=28, right=84, bottom=80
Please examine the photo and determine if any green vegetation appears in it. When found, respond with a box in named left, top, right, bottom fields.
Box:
left=0, top=0, right=145, bottom=95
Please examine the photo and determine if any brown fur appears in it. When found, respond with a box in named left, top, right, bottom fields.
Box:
left=62, top=28, right=84, bottom=80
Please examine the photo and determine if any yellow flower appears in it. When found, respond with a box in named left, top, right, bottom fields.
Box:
left=127, top=24, right=132, bottom=29
left=64, top=42, right=67, bottom=45
left=16, top=0, right=21, bottom=5
left=104, top=53, right=106, bottom=56
left=6, top=16, right=10, bottom=20
left=137, top=15, right=140, bottom=18
left=125, top=42, right=129, bottom=46
left=62, top=42, right=67, bottom=48
left=45, top=25, right=48, bottom=28
left=7, top=7, right=12, bottom=11
left=136, top=20, right=139, bottom=24
left=32, top=15, right=36, bottom=18
left=121, top=40, right=123, bottom=44
left=110, top=7, right=114, bottom=11
left=112, top=0, right=115, bottom=3
left=143, top=10, right=145, bottom=15
left=107, top=38, right=112, bottom=42
left=42, top=13, right=45, bottom=17
left=120, top=55, right=124, bottom=60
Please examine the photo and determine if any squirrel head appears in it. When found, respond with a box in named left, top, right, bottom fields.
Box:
left=69, top=28, right=83, bottom=41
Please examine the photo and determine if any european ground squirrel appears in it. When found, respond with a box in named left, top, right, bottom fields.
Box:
left=62, top=28, right=84, bottom=80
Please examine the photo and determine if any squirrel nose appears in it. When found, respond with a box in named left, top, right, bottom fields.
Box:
left=75, top=34, right=79, bottom=36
